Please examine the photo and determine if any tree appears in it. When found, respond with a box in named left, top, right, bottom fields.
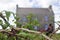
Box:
left=0, top=11, right=60, bottom=40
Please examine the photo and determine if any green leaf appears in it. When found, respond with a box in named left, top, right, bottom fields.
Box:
left=14, top=21, right=22, bottom=27
left=26, top=24, right=34, bottom=30
left=2, top=24, right=8, bottom=29
left=14, top=16, right=20, bottom=21
left=0, top=20, right=3, bottom=25
left=32, top=19, right=39, bottom=25
left=5, top=11, right=11, bottom=20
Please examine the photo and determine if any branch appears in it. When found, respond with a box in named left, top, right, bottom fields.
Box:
left=0, top=12, right=53, bottom=40
left=0, top=28, right=53, bottom=40
left=50, top=25, right=60, bottom=37
left=14, top=27, right=53, bottom=40
left=0, top=13, right=10, bottom=26
left=0, top=29, right=26, bottom=39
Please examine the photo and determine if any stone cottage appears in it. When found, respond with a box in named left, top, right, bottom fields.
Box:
left=16, top=5, right=54, bottom=30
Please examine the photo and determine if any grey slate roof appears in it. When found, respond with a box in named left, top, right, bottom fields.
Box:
left=16, top=5, right=54, bottom=17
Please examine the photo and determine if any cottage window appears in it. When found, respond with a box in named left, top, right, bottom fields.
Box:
left=22, top=17, right=27, bottom=22
left=44, top=16, right=48, bottom=22
left=34, top=26, right=38, bottom=30
left=44, top=24, right=48, bottom=30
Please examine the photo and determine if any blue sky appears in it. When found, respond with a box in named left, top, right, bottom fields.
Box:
left=0, top=0, right=60, bottom=33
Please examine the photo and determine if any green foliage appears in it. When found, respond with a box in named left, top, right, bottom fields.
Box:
left=32, top=18, right=40, bottom=26
left=5, top=11, right=11, bottom=20
left=51, top=34, right=60, bottom=40
left=0, top=20, right=3, bottom=25
left=0, top=11, right=60, bottom=40
left=24, top=23, right=34, bottom=30
left=24, top=13, right=40, bottom=30
left=0, top=33, right=7, bottom=40
left=0, top=11, right=15, bottom=29
left=18, top=32, right=45, bottom=40
left=14, top=16, right=20, bottom=21
left=0, top=20, right=8, bottom=29
left=15, top=21, right=22, bottom=27
left=2, top=24, right=8, bottom=29
left=27, top=13, right=33, bottom=21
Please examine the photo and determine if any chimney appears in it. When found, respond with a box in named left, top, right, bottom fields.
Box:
left=48, top=5, right=53, bottom=12
left=16, top=4, right=18, bottom=9
left=49, top=5, right=52, bottom=9
left=16, top=4, right=18, bottom=15
left=49, top=5, right=52, bottom=10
